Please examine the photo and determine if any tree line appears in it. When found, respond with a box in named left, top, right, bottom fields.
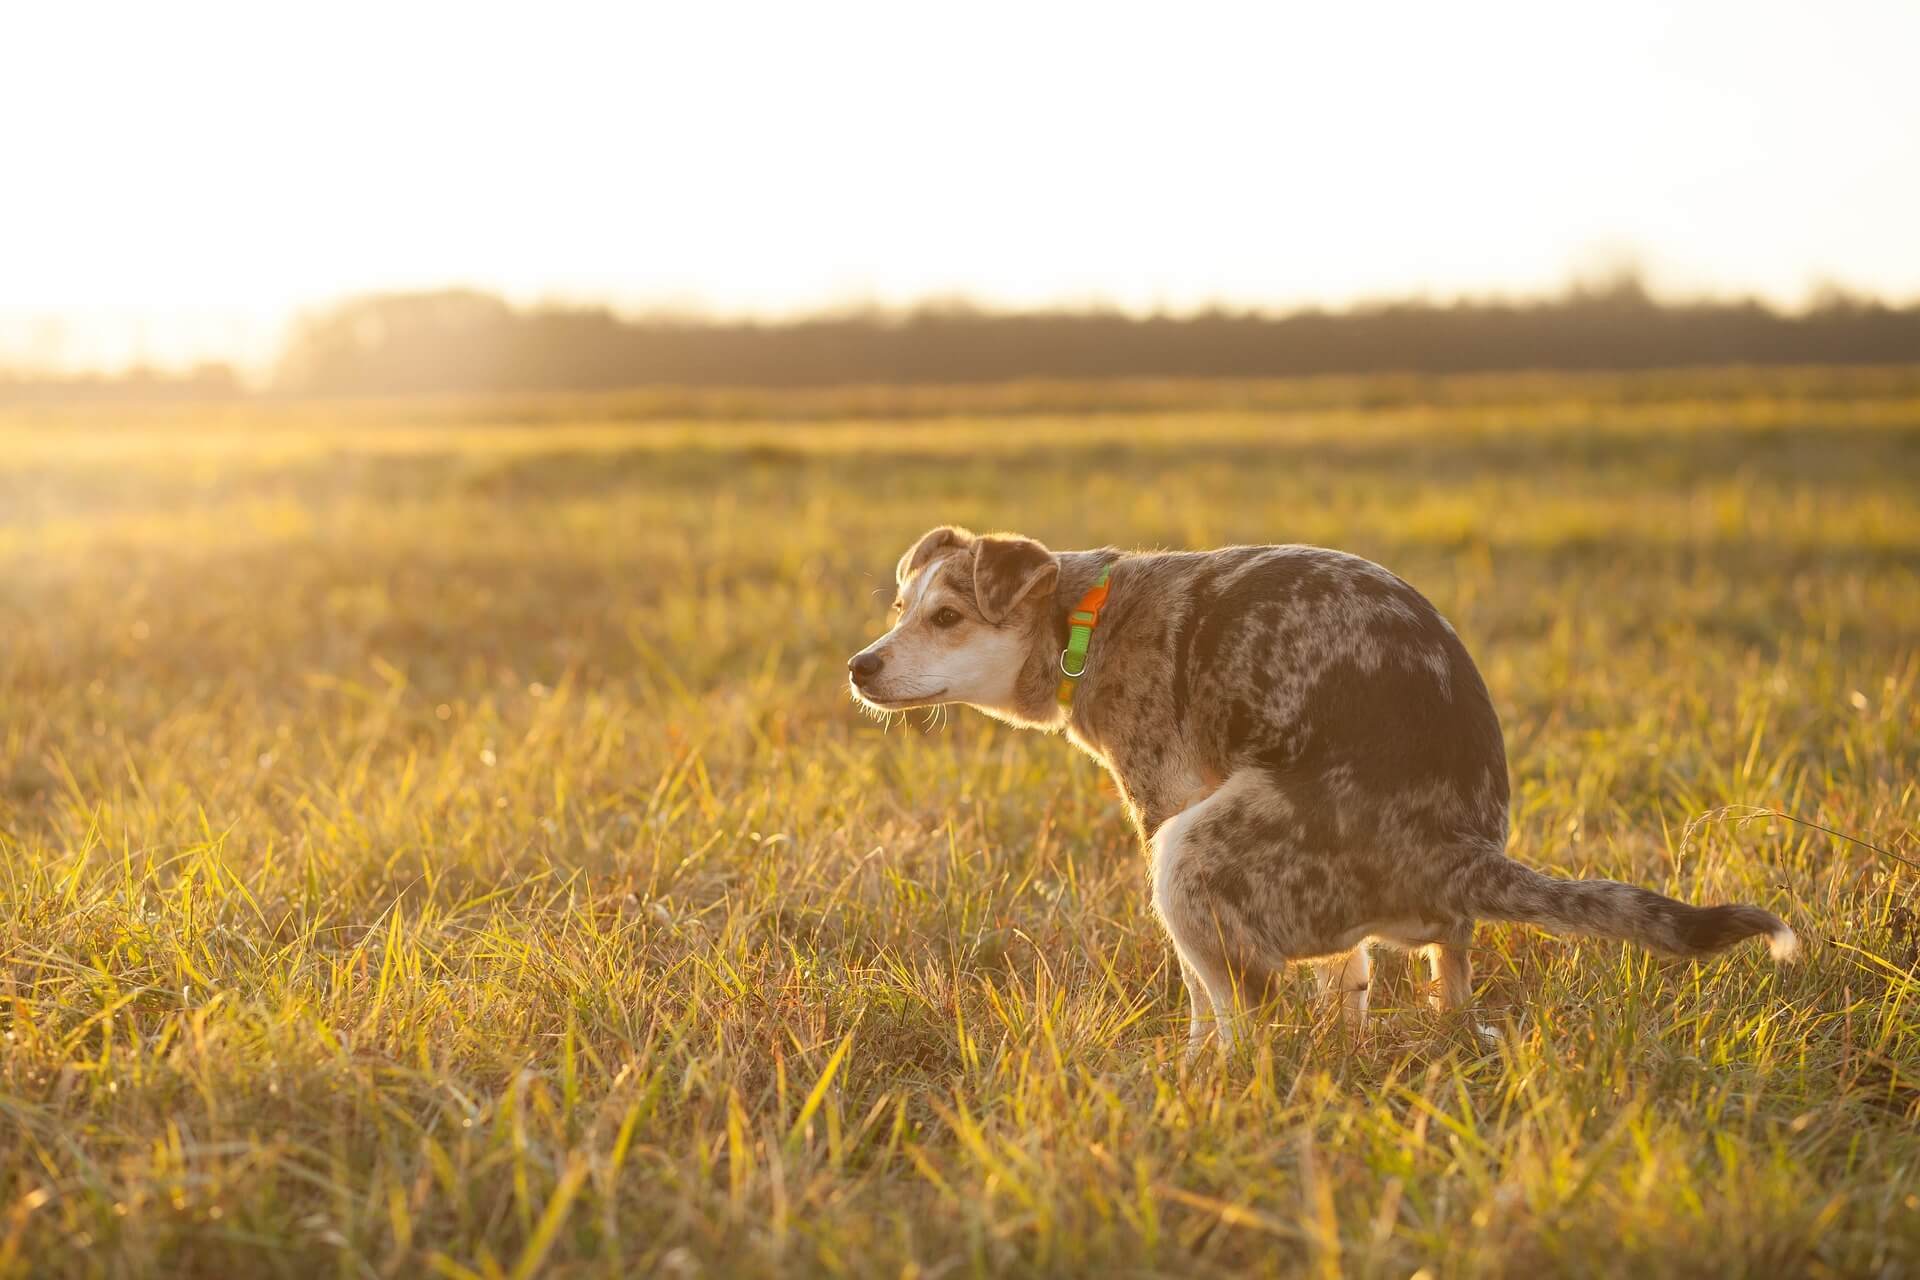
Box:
left=270, top=279, right=1920, bottom=395
left=6, top=277, right=1918, bottom=401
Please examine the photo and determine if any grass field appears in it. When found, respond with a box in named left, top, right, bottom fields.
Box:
left=2, top=370, right=1918, bottom=1277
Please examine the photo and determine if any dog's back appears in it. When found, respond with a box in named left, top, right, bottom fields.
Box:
left=1070, top=544, right=1506, bottom=864
left=1065, top=544, right=1793, bottom=1002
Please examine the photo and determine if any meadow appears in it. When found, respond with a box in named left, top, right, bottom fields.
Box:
left=1, top=369, right=1917, bottom=1277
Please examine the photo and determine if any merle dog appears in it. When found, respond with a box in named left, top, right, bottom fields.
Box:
left=849, top=527, right=1797, bottom=1051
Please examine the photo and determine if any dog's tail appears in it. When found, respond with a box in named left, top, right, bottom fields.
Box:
left=1459, top=857, right=1798, bottom=961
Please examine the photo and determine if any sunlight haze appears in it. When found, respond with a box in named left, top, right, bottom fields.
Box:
left=4, top=0, right=1918, bottom=371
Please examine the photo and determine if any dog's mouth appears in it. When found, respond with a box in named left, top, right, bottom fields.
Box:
left=851, top=683, right=948, bottom=710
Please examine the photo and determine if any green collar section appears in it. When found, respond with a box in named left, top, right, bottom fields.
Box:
left=1056, top=564, right=1113, bottom=705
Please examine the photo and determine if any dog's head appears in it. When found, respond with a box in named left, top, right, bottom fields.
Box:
left=848, top=525, right=1059, bottom=720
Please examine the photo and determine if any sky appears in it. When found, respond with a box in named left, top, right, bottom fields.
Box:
left=4, top=0, right=1919, bottom=373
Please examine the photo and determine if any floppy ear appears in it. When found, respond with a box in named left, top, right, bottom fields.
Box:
left=971, top=535, right=1058, bottom=624
left=896, top=525, right=974, bottom=585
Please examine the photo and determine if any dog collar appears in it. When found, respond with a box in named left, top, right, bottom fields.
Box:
left=1056, top=564, right=1113, bottom=707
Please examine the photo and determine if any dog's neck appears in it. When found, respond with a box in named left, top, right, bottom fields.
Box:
left=991, top=549, right=1125, bottom=731
left=1049, top=549, right=1125, bottom=649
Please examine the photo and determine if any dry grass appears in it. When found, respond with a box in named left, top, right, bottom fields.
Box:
left=2, top=370, right=1917, bottom=1277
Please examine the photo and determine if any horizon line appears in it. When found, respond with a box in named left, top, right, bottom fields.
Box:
left=7, top=269, right=1920, bottom=381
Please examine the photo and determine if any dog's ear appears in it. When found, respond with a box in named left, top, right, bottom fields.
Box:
left=971, top=535, right=1058, bottom=624
left=897, top=526, right=974, bottom=585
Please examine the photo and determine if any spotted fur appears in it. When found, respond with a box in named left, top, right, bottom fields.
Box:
left=850, top=528, right=1799, bottom=1052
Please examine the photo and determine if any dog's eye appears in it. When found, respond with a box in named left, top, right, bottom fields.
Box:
left=931, top=607, right=963, bottom=628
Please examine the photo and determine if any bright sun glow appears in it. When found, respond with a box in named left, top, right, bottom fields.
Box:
left=4, top=0, right=1919, bottom=371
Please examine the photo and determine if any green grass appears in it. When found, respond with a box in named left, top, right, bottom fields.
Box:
left=2, top=369, right=1917, bottom=1277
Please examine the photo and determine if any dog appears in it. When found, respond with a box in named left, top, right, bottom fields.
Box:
left=848, top=527, right=1799, bottom=1052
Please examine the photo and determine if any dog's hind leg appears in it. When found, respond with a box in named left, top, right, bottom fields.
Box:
left=1150, top=770, right=1314, bottom=1056
left=1424, top=920, right=1497, bottom=1044
left=1151, top=797, right=1258, bottom=1055
left=1312, top=945, right=1371, bottom=1028
left=1176, top=954, right=1216, bottom=1051
left=1424, top=925, right=1473, bottom=1012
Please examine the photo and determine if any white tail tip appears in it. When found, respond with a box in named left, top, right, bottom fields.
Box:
left=1768, top=925, right=1801, bottom=962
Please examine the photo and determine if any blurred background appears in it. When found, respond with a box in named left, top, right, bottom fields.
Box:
left=5, top=0, right=1920, bottom=398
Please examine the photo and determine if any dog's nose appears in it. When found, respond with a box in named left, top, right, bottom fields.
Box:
left=848, top=651, right=883, bottom=683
